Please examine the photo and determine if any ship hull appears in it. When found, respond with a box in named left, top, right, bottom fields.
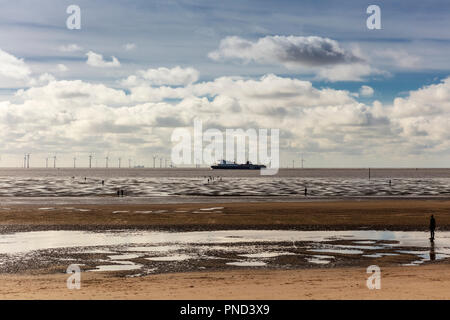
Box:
left=211, top=165, right=266, bottom=170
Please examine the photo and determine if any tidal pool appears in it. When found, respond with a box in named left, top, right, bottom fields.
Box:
left=0, top=229, right=448, bottom=275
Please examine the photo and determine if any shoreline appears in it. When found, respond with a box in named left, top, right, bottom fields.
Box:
left=1, top=195, right=450, bottom=206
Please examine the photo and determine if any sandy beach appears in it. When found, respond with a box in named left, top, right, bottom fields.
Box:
left=1, top=264, right=449, bottom=300
left=1, top=200, right=450, bottom=231
left=0, top=200, right=449, bottom=299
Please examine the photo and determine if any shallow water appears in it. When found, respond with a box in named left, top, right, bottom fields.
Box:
left=0, top=168, right=449, bottom=198
left=0, top=229, right=448, bottom=275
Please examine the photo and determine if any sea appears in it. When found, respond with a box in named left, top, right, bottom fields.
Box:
left=0, top=168, right=449, bottom=204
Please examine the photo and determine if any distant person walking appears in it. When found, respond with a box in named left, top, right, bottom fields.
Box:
left=430, top=215, right=436, bottom=241
left=304, top=187, right=308, bottom=196
left=121, top=189, right=124, bottom=197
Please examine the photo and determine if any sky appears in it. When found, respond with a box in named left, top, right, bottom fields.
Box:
left=0, top=0, right=449, bottom=168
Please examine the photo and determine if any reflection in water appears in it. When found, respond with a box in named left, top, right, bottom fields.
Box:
left=0, top=229, right=450, bottom=275
left=430, top=241, right=436, bottom=261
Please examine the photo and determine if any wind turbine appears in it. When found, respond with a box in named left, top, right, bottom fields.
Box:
left=73, top=157, right=77, bottom=168
left=152, top=155, right=158, bottom=168
left=89, top=154, right=93, bottom=168
left=301, top=154, right=305, bottom=169
left=53, top=155, right=57, bottom=168
left=128, top=159, right=132, bottom=168
left=118, top=157, right=121, bottom=168
left=105, top=153, right=109, bottom=168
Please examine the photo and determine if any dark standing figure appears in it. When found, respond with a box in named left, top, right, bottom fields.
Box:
left=304, top=187, right=308, bottom=196
left=101, top=180, right=105, bottom=186
left=121, top=189, right=124, bottom=197
left=430, top=215, right=436, bottom=241
left=117, top=190, right=120, bottom=197
left=389, top=179, right=391, bottom=187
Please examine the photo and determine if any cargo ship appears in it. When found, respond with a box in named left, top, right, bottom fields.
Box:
left=211, top=160, right=266, bottom=170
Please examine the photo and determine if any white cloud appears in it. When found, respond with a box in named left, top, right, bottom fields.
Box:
left=383, top=78, right=450, bottom=153
left=317, top=64, right=387, bottom=82
left=28, top=73, right=56, bottom=86
left=58, top=44, right=83, bottom=52
left=121, top=66, right=199, bottom=87
left=209, top=36, right=363, bottom=68
left=375, top=49, right=421, bottom=69
left=0, top=49, right=55, bottom=88
left=0, top=49, right=32, bottom=81
left=86, top=51, right=121, bottom=68
left=359, top=85, right=374, bottom=97
left=0, top=52, right=448, bottom=164
left=3, top=73, right=391, bottom=159
left=209, top=35, right=384, bottom=82
left=57, top=64, right=68, bottom=72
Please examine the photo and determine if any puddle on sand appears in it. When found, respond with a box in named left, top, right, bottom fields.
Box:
left=107, top=253, right=142, bottom=260
left=1, top=229, right=449, bottom=275
left=363, top=253, right=399, bottom=258
left=309, top=248, right=364, bottom=255
left=238, top=252, right=295, bottom=258
left=146, top=254, right=192, bottom=262
left=307, top=255, right=334, bottom=265
left=227, top=261, right=267, bottom=267
left=122, top=245, right=182, bottom=252
left=353, top=240, right=377, bottom=244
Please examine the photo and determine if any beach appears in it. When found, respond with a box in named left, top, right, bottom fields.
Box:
left=0, top=199, right=449, bottom=299
left=1, top=264, right=450, bottom=300
left=1, top=200, right=450, bottom=231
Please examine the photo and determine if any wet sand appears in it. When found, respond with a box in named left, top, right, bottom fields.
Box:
left=1, top=264, right=449, bottom=299
left=1, top=200, right=450, bottom=232
left=1, top=200, right=450, bottom=299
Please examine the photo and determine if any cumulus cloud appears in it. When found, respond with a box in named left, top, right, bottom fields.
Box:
left=208, top=35, right=385, bottom=82
left=359, top=85, right=374, bottom=97
left=389, top=78, right=450, bottom=151
left=0, top=49, right=32, bottom=81
left=209, top=35, right=363, bottom=67
left=2, top=72, right=392, bottom=159
left=86, top=51, right=121, bottom=68
left=0, top=51, right=448, bottom=164
left=0, top=49, right=55, bottom=88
